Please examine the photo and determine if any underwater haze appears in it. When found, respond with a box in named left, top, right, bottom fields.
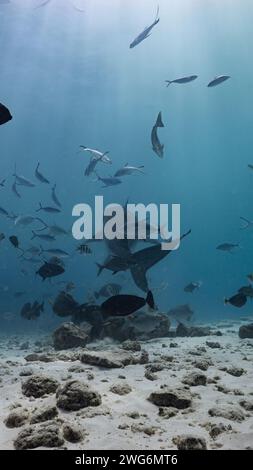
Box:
left=1, top=0, right=253, bottom=334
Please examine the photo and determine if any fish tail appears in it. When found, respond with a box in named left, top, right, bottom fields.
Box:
left=146, top=290, right=155, bottom=309
left=165, top=81, right=172, bottom=87
left=96, top=263, right=104, bottom=276
left=31, top=230, right=37, bottom=240
left=36, top=202, right=42, bottom=212
left=94, top=292, right=99, bottom=299
left=155, top=4, right=160, bottom=22
left=155, top=112, right=164, bottom=128
left=36, top=162, right=40, bottom=171
left=224, top=297, right=228, bottom=305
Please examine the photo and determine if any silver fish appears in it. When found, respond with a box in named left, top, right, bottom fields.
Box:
left=35, top=162, right=50, bottom=184
left=31, top=231, right=56, bottom=242
left=51, top=184, right=62, bottom=208
left=40, top=247, right=69, bottom=258
left=96, top=173, right=122, bottom=188
left=13, top=165, right=35, bottom=187
left=79, top=146, right=112, bottom=164
left=165, top=75, right=198, bottom=87
left=12, top=180, right=21, bottom=198
left=151, top=111, right=164, bottom=158
left=130, top=6, right=160, bottom=49
left=36, top=202, right=61, bottom=214
left=114, top=164, right=145, bottom=177
left=207, top=75, right=230, bottom=87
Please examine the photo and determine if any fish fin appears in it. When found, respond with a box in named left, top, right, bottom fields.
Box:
left=94, top=292, right=99, bottom=299
left=146, top=290, right=155, bottom=309
left=36, top=202, right=42, bottom=212
left=224, top=298, right=228, bottom=305
left=155, top=4, right=160, bottom=22
left=96, top=263, right=104, bottom=276
left=155, top=111, right=164, bottom=128
left=165, top=80, right=172, bottom=87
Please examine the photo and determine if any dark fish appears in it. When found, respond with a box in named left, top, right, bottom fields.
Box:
left=184, top=281, right=202, bottom=293
left=40, top=247, right=69, bottom=258
left=14, top=291, right=26, bottom=298
left=20, top=301, right=44, bottom=320
left=165, top=75, right=198, bottom=87
left=35, top=163, right=50, bottom=184
left=207, top=75, right=230, bottom=87
left=34, top=0, right=52, bottom=8
left=216, top=243, right=239, bottom=253
left=94, top=283, right=122, bottom=299
left=130, top=230, right=191, bottom=292
left=238, top=285, right=253, bottom=298
left=85, top=157, right=100, bottom=177
left=224, top=293, right=247, bottom=308
left=36, top=202, right=61, bottom=214
left=31, top=231, right=56, bottom=242
left=0, top=206, right=9, bottom=217
left=52, top=291, right=79, bottom=317
left=0, top=102, right=12, bottom=125
left=151, top=111, right=164, bottom=158
left=101, top=290, right=155, bottom=317
left=168, top=304, right=194, bottom=322
left=13, top=166, right=35, bottom=187
left=76, top=244, right=92, bottom=255
left=12, top=180, right=21, bottom=198
left=240, top=216, right=253, bottom=230
left=9, top=235, right=24, bottom=255
left=130, top=6, right=160, bottom=48
left=36, top=262, right=65, bottom=281
left=51, top=184, right=61, bottom=208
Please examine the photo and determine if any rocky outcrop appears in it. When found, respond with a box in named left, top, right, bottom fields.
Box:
left=173, top=434, right=207, bottom=450
left=62, top=423, right=83, bottom=443
left=53, top=322, right=89, bottom=350
left=80, top=350, right=136, bottom=368
left=30, top=406, right=58, bottom=424
left=109, top=383, right=132, bottom=395
left=208, top=406, right=245, bottom=422
left=21, top=375, right=59, bottom=398
left=176, top=323, right=212, bottom=337
left=239, top=323, right=253, bottom=339
left=14, top=421, right=64, bottom=449
left=148, top=387, right=192, bottom=409
left=182, top=371, right=207, bottom=386
left=56, top=380, right=101, bottom=411
left=4, top=409, right=30, bottom=428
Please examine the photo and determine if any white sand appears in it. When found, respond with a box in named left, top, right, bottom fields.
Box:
left=0, top=321, right=253, bottom=450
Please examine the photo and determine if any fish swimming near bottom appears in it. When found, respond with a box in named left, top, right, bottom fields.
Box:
left=20, top=301, right=44, bottom=320
left=101, top=290, right=155, bottom=317
left=36, top=262, right=65, bottom=281
left=167, top=304, right=194, bottom=323
left=94, top=283, right=122, bottom=299
left=52, top=290, right=79, bottom=317
left=224, top=293, right=247, bottom=308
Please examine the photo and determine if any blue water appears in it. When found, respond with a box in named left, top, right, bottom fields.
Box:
left=0, top=0, right=253, bottom=333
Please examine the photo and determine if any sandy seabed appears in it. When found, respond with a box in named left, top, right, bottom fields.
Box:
left=0, top=319, right=253, bottom=451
